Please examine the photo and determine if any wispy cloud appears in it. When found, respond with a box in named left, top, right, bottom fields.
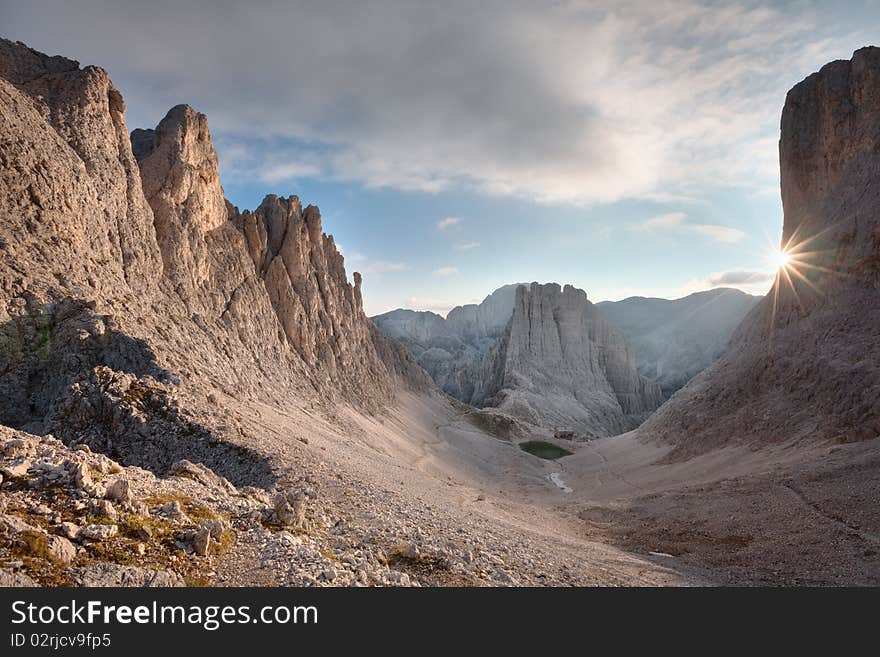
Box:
left=453, top=241, right=480, bottom=251
left=640, top=212, right=687, bottom=230
left=432, top=266, right=459, bottom=276
left=688, top=224, right=747, bottom=243
left=634, top=212, right=746, bottom=243
left=15, top=1, right=868, bottom=206
left=436, top=216, right=462, bottom=231
left=679, top=268, right=774, bottom=296
left=344, top=251, right=409, bottom=275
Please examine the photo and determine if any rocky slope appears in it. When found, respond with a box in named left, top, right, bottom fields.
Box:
left=0, top=38, right=418, bottom=433
left=642, top=47, right=880, bottom=458
left=0, top=38, right=428, bottom=585
left=597, top=288, right=760, bottom=396
left=375, top=283, right=663, bottom=436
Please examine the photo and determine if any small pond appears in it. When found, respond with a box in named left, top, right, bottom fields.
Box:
left=518, top=440, right=573, bottom=460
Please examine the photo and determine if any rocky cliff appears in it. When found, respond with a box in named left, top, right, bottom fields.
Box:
left=488, top=283, right=663, bottom=436
left=0, top=39, right=411, bottom=451
left=374, top=283, right=663, bottom=436
left=597, top=288, right=760, bottom=397
left=372, top=285, right=519, bottom=404
left=642, top=47, right=880, bottom=458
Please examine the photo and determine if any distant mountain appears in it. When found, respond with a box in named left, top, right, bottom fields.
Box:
left=372, top=285, right=520, bottom=405
left=373, top=283, right=662, bottom=436
left=597, top=288, right=761, bottom=396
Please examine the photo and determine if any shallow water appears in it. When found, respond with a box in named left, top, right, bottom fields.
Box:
left=519, top=440, right=573, bottom=460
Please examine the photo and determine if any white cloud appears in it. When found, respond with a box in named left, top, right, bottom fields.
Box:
left=634, top=212, right=746, bottom=243
left=258, top=161, right=322, bottom=184
left=432, top=266, right=459, bottom=276
left=436, top=216, right=462, bottom=231
left=688, top=224, right=747, bottom=243
left=344, top=251, right=409, bottom=275
left=453, top=241, right=480, bottom=251
left=6, top=1, right=873, bottom=205
left=639, top=212, right=687, bottom=230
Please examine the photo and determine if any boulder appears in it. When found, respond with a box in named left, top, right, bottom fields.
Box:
left=274, top=491, right=307, bottom=529
left=71, top=564, right=184, bottom=587
left=105, top=478, right=134, bottom=506
left=46, top=535, right=77, bottom=564
left=78, top=524, right=118, bottom=541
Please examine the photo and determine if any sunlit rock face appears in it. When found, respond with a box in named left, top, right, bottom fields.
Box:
left=0, top=38, right=417, bottom=434
left=642, top=47, right=880, bottom=458
left=489, top=283, right=663, bottom=436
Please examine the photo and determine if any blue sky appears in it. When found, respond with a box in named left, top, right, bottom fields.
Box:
left=3, top=0, right=877, bottom=315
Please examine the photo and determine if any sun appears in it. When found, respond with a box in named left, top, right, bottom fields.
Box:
left=769, top=248, right=791, bottom=271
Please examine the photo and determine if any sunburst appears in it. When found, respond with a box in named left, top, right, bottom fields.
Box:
left=763, top=223, right=842, bottom=340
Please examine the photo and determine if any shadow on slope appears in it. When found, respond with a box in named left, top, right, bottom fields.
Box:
left=0, top=295, right=275, bottom=488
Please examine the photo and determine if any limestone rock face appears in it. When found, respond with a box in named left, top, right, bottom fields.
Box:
left=230, top=195, right=393, bottom=400
left=0, top=40, right=161, bottom=305
left=597, top=288, right=760, bottom=397
left=0, top=38, right=412, bottom=444
left=133, top=105, right=227, bottom=303
left=445, top=284, right=520, bottom=342
left=374, top=283, right=662, bottom=436
left=643, top=47, right=880, bottom=458
left=372, top=286, right=522, bottom=404
left=488, top=283, right=662, bottom=436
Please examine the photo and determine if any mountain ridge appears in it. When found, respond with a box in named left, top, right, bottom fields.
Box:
left=641, top=46, right=880, bottom=458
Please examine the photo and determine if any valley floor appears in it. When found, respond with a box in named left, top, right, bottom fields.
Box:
left=205, top=390, right=880, bottom=586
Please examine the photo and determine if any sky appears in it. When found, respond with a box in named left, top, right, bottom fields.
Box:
left=2, top=0, right=877, bottom=316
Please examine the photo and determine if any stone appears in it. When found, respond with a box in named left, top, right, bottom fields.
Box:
left=71, top=564, right=184, bottom=587
left=105, top=478, right=134, bottom=506
left=46, top=535, right=76, bottom=564
left=92, top=500, right=118, bottom=522
left=78, top=524, right=118, bottom=540
left=402, top=543, right=421, bottom=560
left=1, top=458, right=33, bottom=479
left=59, top=522, right=80, bottom=540
left=155, top=501, right=188, bottom=522
left=0, top=514, right=41, bottom=534
left=0, top=568, right=37, bottom=587
left=199, top=518, right=225, bottom=540
left=71, top=463, right=92, bottom=490
left=167, top=460, right=236, bottom=494
left=192, top=526, right=212, bottom=557
left=274, top=491, right=307, bottom=529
